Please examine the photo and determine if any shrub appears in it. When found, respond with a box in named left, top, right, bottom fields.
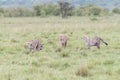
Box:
left=76, top=65, right=88, bottom=77
left=112, top=8, right=120, bottom=14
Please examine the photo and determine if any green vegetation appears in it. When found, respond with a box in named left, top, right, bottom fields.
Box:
left=112, top=8, right=120, bottom=14
left=75, top=5, right=108, bottom=16
left=0, top=3, right=119, bottom=18
left=0, top=15, right=120, bottom=80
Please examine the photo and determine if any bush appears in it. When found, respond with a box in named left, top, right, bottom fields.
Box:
left=4, top=7, right=35, bottom=17
left=0, top=7, right=4, bottom=17
left=0, top=4, right=110, bottom=17
left=33, top=4, right=60, bottom=16
left=76, top=5, right=108, bottom=16
left=112, top=8, right=120, bottom=14
left=76, top=65, right=89, bottom=77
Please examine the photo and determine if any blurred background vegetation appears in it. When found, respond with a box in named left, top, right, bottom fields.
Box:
left=0, top=1, right=119, bottom=18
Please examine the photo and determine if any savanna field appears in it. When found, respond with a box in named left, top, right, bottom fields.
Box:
left=0, top=15, right=120, bottom=80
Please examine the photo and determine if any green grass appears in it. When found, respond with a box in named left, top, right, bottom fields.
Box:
left=0, top=15, right=120, bottom=80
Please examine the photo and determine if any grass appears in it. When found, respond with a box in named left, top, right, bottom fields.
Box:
left=0, top=15, right=120, bottom=80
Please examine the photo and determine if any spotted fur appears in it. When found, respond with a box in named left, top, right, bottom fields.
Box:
left=82, top=36, right=108, bottom=49
left=59, top=34, right=68, bottom=48
left=26, top=39, right=42, bottom=52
